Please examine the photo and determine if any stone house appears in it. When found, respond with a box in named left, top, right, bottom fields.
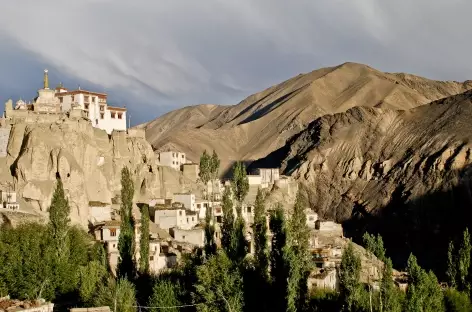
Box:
left=173, top=193, right=196, bottom=211
left=89, top=201, right=113, bottom=223
left=308, top=268, right=339, bottom=291
left=172, top=227, right=205, bottom=247
left=158, top=151, right=187, bottom=171
left=153, top=204, right=198, bottom=230
left=306, top=209, right=318, bottom=228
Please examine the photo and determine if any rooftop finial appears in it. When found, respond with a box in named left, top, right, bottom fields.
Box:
left=43, top=69, right=49, bottom=89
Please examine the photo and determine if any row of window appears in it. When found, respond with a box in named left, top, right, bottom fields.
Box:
left=172, top=152, right=185, bottom=158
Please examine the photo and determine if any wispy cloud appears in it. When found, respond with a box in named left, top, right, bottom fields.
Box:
left=0, top=1, right=471, bottom=123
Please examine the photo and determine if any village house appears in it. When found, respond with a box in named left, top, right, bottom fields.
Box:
left=158, top=151, right=187, bottom=171
left=308, top=268, right=339, bottom=291
left=306, top=209, right=318, bottom=228
left=89, top=201, right=113, bottom=223
left=172, top=227, right=205, bottom=247
left=173, top=193, right=196, bottom=211
left=250, top=168, right=280, bottom=186
left=153, top=203, right=198, bottom=230
left=93, top=220, right=121, bottom=273
left=0, top=190, right=19, bottom=211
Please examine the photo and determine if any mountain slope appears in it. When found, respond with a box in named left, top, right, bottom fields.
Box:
left=251, top=90, right=472, bottom=268
left=142, top=62, right=472, bottom=172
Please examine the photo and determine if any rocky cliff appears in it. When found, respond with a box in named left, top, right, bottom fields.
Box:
left=0, top=118, right=199, bottom=226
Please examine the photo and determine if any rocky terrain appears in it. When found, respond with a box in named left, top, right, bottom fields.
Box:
left=0, top=119, right=200, bottom=226
left=252, top=90, right=472, bottom=270
left=142, top=62, right=472, bottom=174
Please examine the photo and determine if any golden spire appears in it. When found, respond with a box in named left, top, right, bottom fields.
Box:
left=43, top=69, right=49, bottom=89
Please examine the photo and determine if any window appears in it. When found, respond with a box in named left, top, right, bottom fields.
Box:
left=85, top=104, right=89, bottom=110
left=100, top=113, right=104, bottom=119
left=181, top=155, right=184, bottom=158
left=247, top=206, right=252, bottom=213
left=182, top=235, right=186, bottom=240
left=118, top=113, right=122, bottom=119
left=111, top=112, right=116, bottom=119
left=113, top=244, right=116, bottom=248
left=179, top=211, right=182, bottom=216
left=192, top=217, right=194, bottom=222
left=187, top=217, right=189, bottom=223
left=59, top=97, right=63, bottom=103
left=110, top=228, right=117, bottom=236
left=309, top=216, right=314, bottom=221
left=216, top=216, right=222, bottom=223
left=100, top=105, right=105, bottom=111
left=197, top=204, right=201, bottom=208
left=172, top=153, right=175, bottom=157
left=92, top=96, right=96, bottom=102
left=150, top=256, right=154, bottom=261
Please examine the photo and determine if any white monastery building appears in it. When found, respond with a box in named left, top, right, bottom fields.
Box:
left=158, top=151, right=187, bottom=171
left=8, top=70, right=127, bottom=134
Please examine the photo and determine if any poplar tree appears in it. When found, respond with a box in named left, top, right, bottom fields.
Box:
left=199, top=150, right=211, bottom=199
left=139, top=204, right=150, bottom=275
left=209, top=150, right=220, bottom=200
left=446, top=241, right=457, bottom=288
left=269, top=203, right=288, bottom=312
left=458, top=228, right=471, bottom=292
left=230, top=162, right=249, bottom=262
left=339, top=242, right=362, bottom=311
left=48, top=178, right=71, bottom=257
left=117, top=166, right=136, bottom=280
left=204, top=204, right=217, bottom=257
left=284, top=190, right=310, bottom=312
left=221, top=185, right=234, bottom=255
left=381, top=258, right=401, bottom=312
left=253, top=188, right=269, bottom=280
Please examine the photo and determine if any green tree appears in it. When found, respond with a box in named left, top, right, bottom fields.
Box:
left=209, top=150, right=220, bottom=200
left=48, top=178, right=71, bottom=257
left=381, top=258, right=402, bottom=312
left=204, top=204, right=217, bottom=257
left=284, top=190, right=310, bottom=312
left=94, top=278, right=136, bottom=312
left=139, top=204, right=150, bottom=275
left=195, top=251, right=244, bottom=312
left=117, top=166, right=136, bottom=280
left=221, top=185, right=234, bottom=254
left=231, top=162, right=249, bottom=206
left=199, top=150, right=211, bottom=195
left=446, top=241, right=457, bottom=288
left=444, top=288, right=472, bottom=312
left=148, top=280, right=181, bottom=312
left=269, top=204, right=288, bottom=312
left=458, top=228, right=471, bottom=292
left=339, top=242, right=362, bottom=311
left=253, top=188, right=269, bottom=280
left=405, top=253, right=443, bottom=312
left=230, top=162, right=249, bottom=262
left=77, top=260, right=108, bottom=305
left=363, top=232, right=386, bottom=312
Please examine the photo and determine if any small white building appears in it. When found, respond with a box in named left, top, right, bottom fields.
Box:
left=158, top=151, right=187, bottom=171
left=172, top=227, right=205, bottom=247
left=173, top=193, right=196, bottom=211
left=308, top=268, right=339, bottom=291
left=253, top=168, right=280, bottom=185
left=0, top=190, right=19, bottom=211
left=306, top=209, right=319, bottom=228
left=154, top=206, right=198, bottom=230
left=89, top=201, right=113, bottom=223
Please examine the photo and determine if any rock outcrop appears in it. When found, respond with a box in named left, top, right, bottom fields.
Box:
left=1, top=118, right=199, bottom=225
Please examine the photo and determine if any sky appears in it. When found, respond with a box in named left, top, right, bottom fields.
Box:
left=0, top=0, right=471, bottom=125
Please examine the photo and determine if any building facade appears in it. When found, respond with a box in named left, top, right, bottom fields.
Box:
left=158, top=151, right=187, bottom=170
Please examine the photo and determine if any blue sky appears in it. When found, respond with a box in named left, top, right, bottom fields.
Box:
left=0, top=0, right=471, bottom=125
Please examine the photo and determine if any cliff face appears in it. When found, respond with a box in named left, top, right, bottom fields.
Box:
left=2, top=118, right=198, bottom=225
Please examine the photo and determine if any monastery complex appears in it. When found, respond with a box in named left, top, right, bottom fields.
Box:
left=4, top=70, right=127, bottom=134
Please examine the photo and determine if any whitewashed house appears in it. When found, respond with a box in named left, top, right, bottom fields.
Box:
left=173, top=193, right=196, bottom=211
left=154, top=205, right=198, bottom=230
left=173, top=227, right=205, bottom=247
left=158, top=151, right=187, bottom=171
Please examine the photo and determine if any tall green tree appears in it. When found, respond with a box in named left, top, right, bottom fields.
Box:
left=253, top=188, right=269, bottom=281
left=446, top=241, right=457, bottom=288
left=139, top=204, right=150, bottom=275
left=195, top=251, right=244, bottom=312
left=381, top=258, right=402, bottom=312
left=269, top=203, right=288, bottom=312
left=221, top=185, right=235, bottom=254
left=284, top=189, right=310, bottom=312
left=48, top=178, right=71, bottom=257
left=148, top=280, right=181, bottom=312
left=118, top=166, right=136, bottom=280
left=405, top=253, right=443, bottom=312
left=230, top=162, right=249, bottom=262
left=339, top=242, right=362, bottom=311
left=204, top=203, right=217, bottom=257
left=363, top=232, right=386, bottom=312
left=199, top=150, right=211, bottom=196
left=444, top=288, right=472, bottom=312
left=458, top=228, right=471, bottom=292
left=77, top=260, right=108, bottom=306
left=209, top=150, right=220, bottom=199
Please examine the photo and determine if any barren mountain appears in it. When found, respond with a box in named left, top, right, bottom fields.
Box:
left=142, top=62, right=472, bottom=172
left=252, top=90, right=472, bottom=269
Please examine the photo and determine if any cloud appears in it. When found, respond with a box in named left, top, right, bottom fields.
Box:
left=0, top=0, right=471, bottom=123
